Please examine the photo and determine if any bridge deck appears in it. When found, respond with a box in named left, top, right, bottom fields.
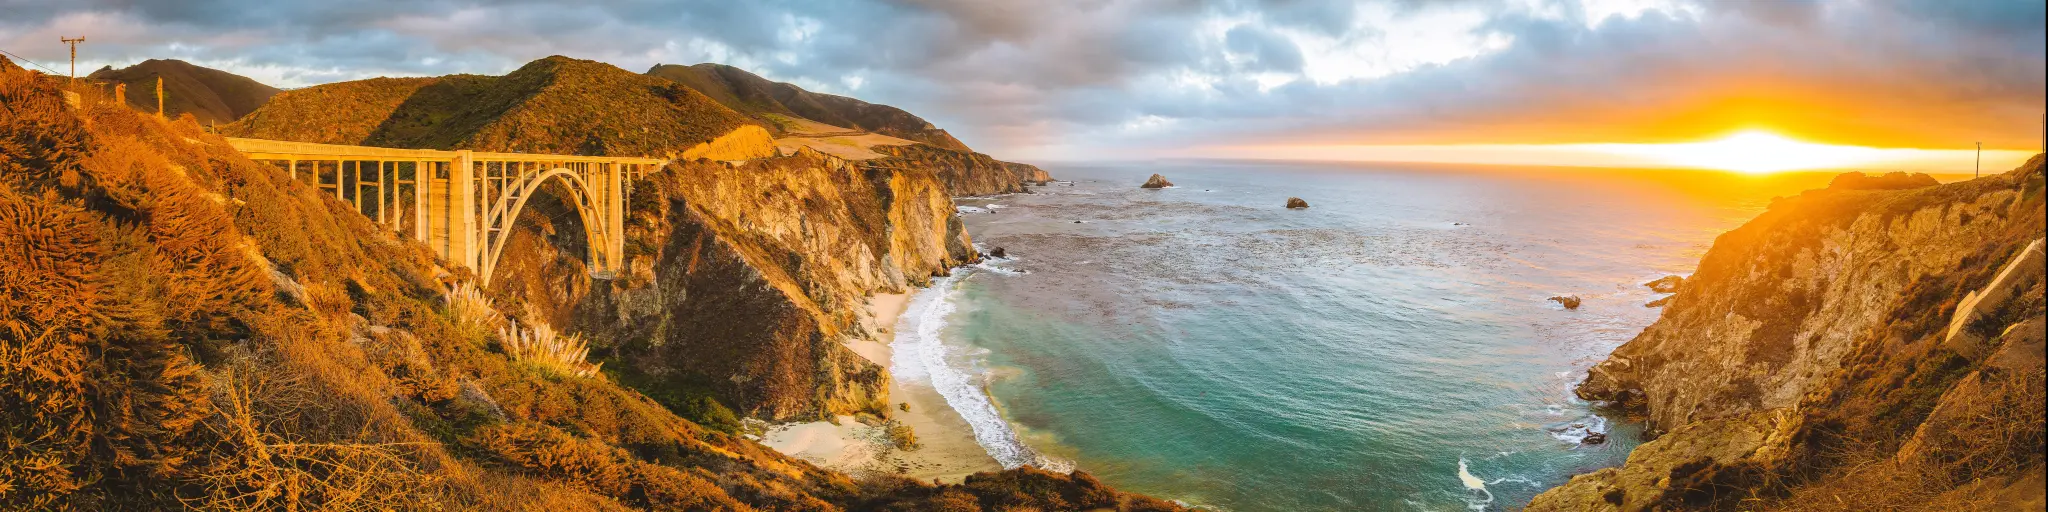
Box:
left=226, top=137, right=667, bottom=166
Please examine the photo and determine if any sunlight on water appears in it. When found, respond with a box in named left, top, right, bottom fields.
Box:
left=915, top=161, right=1842, bottom=510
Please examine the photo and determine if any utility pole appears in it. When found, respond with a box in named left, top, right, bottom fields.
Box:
left=1975, top=142, right=1982, bottom=178
left=60, top=37, right=85, bottom=80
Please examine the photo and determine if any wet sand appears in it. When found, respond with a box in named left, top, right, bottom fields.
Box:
left=760, top=292, right=1001, bottom=483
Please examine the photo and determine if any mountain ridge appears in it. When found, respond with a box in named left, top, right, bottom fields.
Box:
left=86, top=58, right=280, bottom=124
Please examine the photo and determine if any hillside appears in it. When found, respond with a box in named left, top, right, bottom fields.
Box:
left=1531, top=161, right=2046, bottom=510
left=86, top=58, right=280, bottom=125
left=647, top=63, right=972, bottom=151
left=225, top=56, right=769, bottom=158
left=1, top=56, right=1183, bottom=512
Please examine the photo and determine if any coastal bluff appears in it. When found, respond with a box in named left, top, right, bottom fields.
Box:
left=1531, top=157, right=2047, bottom=510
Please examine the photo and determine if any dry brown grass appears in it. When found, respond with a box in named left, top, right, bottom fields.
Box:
left=185, top=369, right=439, bottom=511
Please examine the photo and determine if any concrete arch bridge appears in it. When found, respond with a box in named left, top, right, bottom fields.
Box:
left=227, top=138, right=669, bottom=286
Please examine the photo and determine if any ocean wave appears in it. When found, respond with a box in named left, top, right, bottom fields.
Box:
left=892, top=269, right=1067, bottom=471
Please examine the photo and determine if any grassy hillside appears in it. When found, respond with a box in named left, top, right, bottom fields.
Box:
left=226, top=56, right=756, bottom=157
left=647, top=63, right=972, bottom=151
left=1, top=58, right=1182, bottom=511
left=86, top=59, right=280, bottom=125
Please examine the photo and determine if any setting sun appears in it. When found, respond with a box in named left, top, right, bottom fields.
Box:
left=1589, top=130, right=1884, bottom=174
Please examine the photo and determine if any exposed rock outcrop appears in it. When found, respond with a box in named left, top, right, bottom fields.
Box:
left=1286, top=197, right=1310, bottom=209
left=1142, top=174, right=1174, bottom=189
left=1644, top=275, right=1685, bottom=293
left=1003, top=160, right=1056, bottom=185
left=497, top=149, right=977, bottom=421
left=1532, top=155, right=2047, bottom=511
left=1549, top=295, right=1583, bottom=309
left=869, top=143, right=1046, bottom=196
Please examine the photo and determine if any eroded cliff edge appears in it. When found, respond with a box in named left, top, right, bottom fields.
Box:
left=495, top=149, right=978, bottom=421
left=1532, top=158, right=2047, bottom=510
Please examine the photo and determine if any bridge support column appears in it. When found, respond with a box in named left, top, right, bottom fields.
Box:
left=414, top=160, right=429, bottom=244
left=605, top=162, right=625, bottom=272
left=453, top=151, right=478, bottom=272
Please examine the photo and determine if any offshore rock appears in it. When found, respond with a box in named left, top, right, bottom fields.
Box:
left=1286, top=197, right=1310, bottom=209
left=1141, top=174, right=1174, bottom=189
left=1549, top=295, right=1582, bottom=310
left=1644, top=275, right=1685, bottom=294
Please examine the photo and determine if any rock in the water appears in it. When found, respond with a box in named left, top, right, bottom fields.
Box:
left=1286, top=197, right=1310, bottom=209
left=1644, top=296, right=1673, bottom=308
left=988, top=247, right=1007, bottom=259
left=1141, top=174, right=1174, bottom=188
left=1643, top=275, right=1685, bottom=294
left=1582, top=433, right=1608, bottom=445
left=1549, top=295, right=1583, bottom=309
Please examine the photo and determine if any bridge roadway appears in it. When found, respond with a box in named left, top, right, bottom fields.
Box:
left=227, top=137, right=669, bottom=286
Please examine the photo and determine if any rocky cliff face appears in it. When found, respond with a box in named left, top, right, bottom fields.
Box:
left=870, top=144, right=1046, bottom=196
left=489, top=149, right=977, bottom=421
left=1533, top=158, right=2046, bottom=510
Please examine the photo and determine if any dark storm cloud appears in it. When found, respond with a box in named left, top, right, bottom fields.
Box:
left=1, top=0, right=2039, bottom=155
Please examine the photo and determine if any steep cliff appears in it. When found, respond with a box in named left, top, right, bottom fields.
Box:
left=491, top=149, right=978, bottom=421
left=869, top=143, right=1048, bottom=196
left=1532, top=159, right=2047, bottom=510
left=1, top=56, right=1182, bottom=512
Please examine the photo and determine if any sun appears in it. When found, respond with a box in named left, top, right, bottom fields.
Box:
left=1594, top=130, right=1882, bottom=174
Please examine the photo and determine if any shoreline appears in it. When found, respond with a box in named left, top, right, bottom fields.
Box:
left=760, top=291, right=1003, bottom=483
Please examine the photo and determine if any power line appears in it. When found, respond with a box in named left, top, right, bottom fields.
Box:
left=0, top=46, right=67, bottom=75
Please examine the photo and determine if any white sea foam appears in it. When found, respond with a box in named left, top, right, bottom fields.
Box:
left=1458, top=458, right=1494, bottom=511
left=892, top=269, right=1068, bottom=471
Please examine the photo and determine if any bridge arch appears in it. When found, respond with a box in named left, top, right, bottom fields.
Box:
left=224, top=138, right=666, bottom=287
left=478, top=167, right=608, bottom=287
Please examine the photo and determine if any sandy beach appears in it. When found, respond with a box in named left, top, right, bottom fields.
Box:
left=760, top=292, right=1002, bottom=483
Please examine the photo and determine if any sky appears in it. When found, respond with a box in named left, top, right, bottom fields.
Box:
left=2, top=0, right=2043, bottom=169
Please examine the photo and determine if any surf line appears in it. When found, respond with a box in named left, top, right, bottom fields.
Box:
left=892, top=265, right=1068, bottom=471
left=1458, top=458, right=1495, bottom=509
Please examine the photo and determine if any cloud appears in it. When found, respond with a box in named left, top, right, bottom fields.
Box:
left=1, top=0, right=2038, bottom=158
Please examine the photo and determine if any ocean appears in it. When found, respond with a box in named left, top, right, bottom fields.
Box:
left=890, top=160, right=1843, bottom=511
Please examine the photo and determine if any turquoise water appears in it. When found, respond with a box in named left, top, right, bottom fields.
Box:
left=913, top=161, right=1837, bottom=511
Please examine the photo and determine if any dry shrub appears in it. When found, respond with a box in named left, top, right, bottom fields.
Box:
left=497, top=320, right=602, bottom=379
left=1769, top=367, right=2046, bottom=511
left=468, top=422, right=751, bottom=511
left=187, top=369, right=439, bottom=511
